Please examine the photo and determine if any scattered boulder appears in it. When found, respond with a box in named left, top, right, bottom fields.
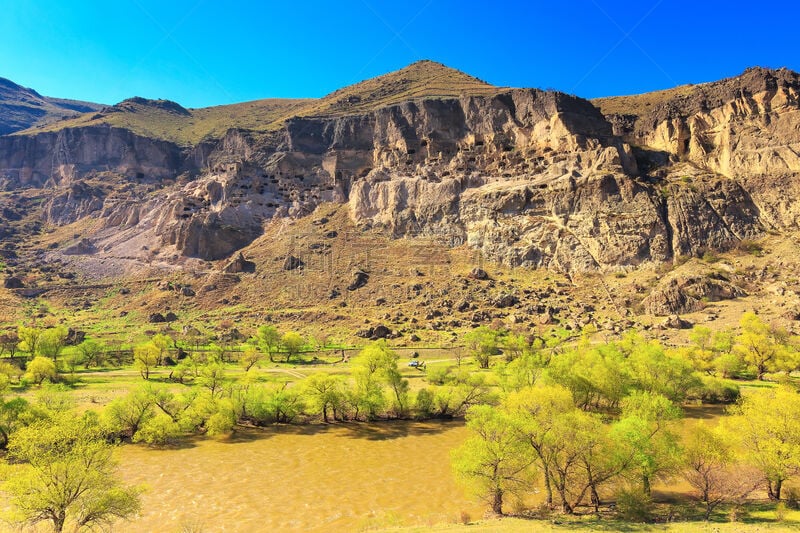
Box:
left=165, top=312, right=179, bottom=322
left=659, top=315, right=693, bottom=329
left=324, top=230, right=338, bottom=239
left=180, top=286, right=196, bottom=297
left=220, top=328, right=247, bottom=343
left=409, top=333, right=421, bottom=342
left=3, top=277, right=24, bottom=289
left=157, top=280, right=174, bottom=291
left=148, top=313, right=166, bottom=323
left=119, top=287, right=130, bottom=295
left=283, top=255, right=304, bottom=271
left=468, top=268, right=489, bottom=280
left=348, top=270, right=369, bottom=291
left=223, top=253, right=256, bottom=274
left=455, top=300, right=471, bottom=312
left=328, top=288, right=340, bottom=299
left=65, top=328, right=86, bottom=346
left=492, top=293, right=519, bottom=308
left=371, top=324, right=392, bottom=340
left=63, top=238, right=96, bottom=255
left=355, top=328, right=372, bottom=338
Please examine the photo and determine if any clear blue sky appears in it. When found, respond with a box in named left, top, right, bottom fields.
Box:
left=1, top=0, right=798, bottom=108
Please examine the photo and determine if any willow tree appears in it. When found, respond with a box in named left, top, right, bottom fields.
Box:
left=452, top=405, right=535, bottom=514
left=2, top=413, right=142, bottom=532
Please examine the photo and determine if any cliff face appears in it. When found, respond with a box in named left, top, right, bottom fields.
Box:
left=0, top=125, right=187, bottom=189
left=1, top=65, right=799, bottom=272
left=610, top=68, right=800, bottom=179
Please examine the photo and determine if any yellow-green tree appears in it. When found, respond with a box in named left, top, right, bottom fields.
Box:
left=24, top=356, right=57, bottom=386
left=729, top=386, right=800, bottom=500
left=503, top=384, right=574, bottom=506
left=302, top=373, right=344, bottom=423
left=683, top=423, right=761, bottom=519
left=611, top=391, right=682, bottom=497
left=17, top=325, right=41, bottom=356
left=257, top=325, right=281, bottom=362
left=452, top=405, right=535, bottom=515
left=280, top=331, right=305, bottom=363
left=734, top=312, right=791, bottom=380
left=133, top=342, right=159, bottom=380
left=2, top=412, right=142, bottom=532
left=37, top=326, right=69, bottom=364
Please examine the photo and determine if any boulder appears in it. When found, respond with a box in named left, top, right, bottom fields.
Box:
left=65, top=328, right=86, bottom=346
left=148, top=313, right=166, bottom=323
left=180, top=286, right=196, bottom=297
left=63, top=238, right=97, bottom=255
left=283, top=255, right=304, bottom=271
left=165, top=312, right=179, bottom=322
left=223, top=253, right=256, bottom=274
left=659, top=315, right=693, bottom=329
left=371, top=324, right=392, bottom=339
left=468, top=268, right=489, bottom=280
left=492, top=293, right=518, bottom=308
left=347, top=270, right=369, bottom=291
left=3, top=276, right=24, bottom=289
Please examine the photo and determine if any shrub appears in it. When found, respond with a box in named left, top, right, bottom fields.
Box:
left=615, top=487, right=653, bottom=522
left=691, top=377, right=741, bottom=404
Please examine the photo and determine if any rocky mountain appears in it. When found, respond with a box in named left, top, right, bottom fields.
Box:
left=0, top=77, right=102, bottom=135
left=1, top=61, right=799, bottom=278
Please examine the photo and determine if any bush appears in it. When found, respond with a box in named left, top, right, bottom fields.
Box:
left=425, top=365, right=452, bottom=385
left=615, top=488, right=653, bottom=522
left=415, top=388, right=434, bottom=418
left=691, top=377, right=741, bottom=404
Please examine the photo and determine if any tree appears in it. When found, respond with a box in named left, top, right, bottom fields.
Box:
left=729, top=386, right=800, bottom=500
left=25, top=356, right=57, bottom=385
left=77, top=339, right=106, bottom=368
left=17, top=325, right=41, bottom=356
left=612, top=391, right=683, bottom=497
left=3, top=412, right=142, bottom=532
left=302, top=373, right=344, bottom=422
left=197, top=359, right=227, bottom=398
left=133, top=342, right=159, bottom=380
left=240, top=346, right=264, bottom=372
left=0, top=331, right=20, bottom=359
left=150, top=333, right=173, bottom=366
left=257, top=325, right=281, bottom=362
left=503, top=384, right=574, bottom=507
left=683, top=423, right=761, bottom=519
left=245, top=383, right=305, bottom=425
left=734, top=312, right=791, bottom=380
left=280, top=331, right=305, bottom=363
left=627, top=340, right=699, bottom=402
left=37, top=326, right=69, bottom=364
left=464, top=326, right=500, bottom=369
left=452, top=405, right=535, bottom=515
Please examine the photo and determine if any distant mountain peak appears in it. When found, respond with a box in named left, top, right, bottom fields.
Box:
left=300, top=60, right=499, bottom=117
left=112, top=97, right=190, bottom=116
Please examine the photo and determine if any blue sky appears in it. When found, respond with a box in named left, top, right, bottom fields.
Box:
left=1, top=0, right=798, bottom=108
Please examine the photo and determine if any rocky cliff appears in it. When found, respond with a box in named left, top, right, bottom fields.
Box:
left=1, top=63, right=799, bottom=273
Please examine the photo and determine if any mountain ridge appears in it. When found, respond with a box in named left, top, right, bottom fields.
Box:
left=0, top=76, right=103, bottom=135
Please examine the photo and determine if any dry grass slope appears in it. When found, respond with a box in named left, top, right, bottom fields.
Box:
left=17, top=61, right=502, bottom=145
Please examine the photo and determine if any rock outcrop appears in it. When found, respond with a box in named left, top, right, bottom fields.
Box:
left=1, top=64, right=800, bottom=275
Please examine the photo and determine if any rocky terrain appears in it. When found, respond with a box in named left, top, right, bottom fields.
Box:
left=2, top=61, right=800, bottom=339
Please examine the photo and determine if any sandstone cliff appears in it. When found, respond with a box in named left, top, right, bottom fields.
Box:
left=0, top=64, right=798, bottom=274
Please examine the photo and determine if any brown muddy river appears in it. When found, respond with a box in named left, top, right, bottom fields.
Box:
left=116, top=421, right=482, bottom=532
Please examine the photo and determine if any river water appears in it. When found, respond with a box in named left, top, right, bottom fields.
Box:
left=116, top=421, right=482, bottom=532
